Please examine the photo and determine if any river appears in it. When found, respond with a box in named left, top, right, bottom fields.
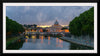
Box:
left=6, top=35, right=93, bottom=50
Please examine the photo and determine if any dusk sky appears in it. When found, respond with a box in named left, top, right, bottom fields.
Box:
left=6, top=6, right=92, bottom=25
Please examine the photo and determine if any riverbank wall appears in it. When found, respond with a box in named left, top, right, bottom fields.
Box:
left=6, top=35, right=24, bottom=48
left=58, top=35, right=94, bottom=48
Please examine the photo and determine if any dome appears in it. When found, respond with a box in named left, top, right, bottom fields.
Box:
left=54, top=20, right=59, bottom=25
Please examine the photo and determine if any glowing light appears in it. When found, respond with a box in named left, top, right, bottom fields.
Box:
left=37, top=25, right=68, bottom=28
left=32, top=36, right=36, bottom=39
left=65, top=29, right=69, bottom=32
left=61, top=25, right=68, bottom=27
left=18, top=40, right=21, bottom=42
left=25, top=36, right=29, bottom=39
left=31, top=29, right=34, bottom=32
left=40, top=29, right=43, bottom=32
left=19, top=32, right=21, bottom=34
left=37, top=25, right=51, bottom=28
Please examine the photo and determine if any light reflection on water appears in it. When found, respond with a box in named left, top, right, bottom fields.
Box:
left=48, top=36, right=50, bottom=45
left=6, top=35, right=94, bottom=50
left=20, top=35, right=70, bottom=50
left=56, top=38, right=63, bottom=48
left=25, top=39, right=28, bottom=43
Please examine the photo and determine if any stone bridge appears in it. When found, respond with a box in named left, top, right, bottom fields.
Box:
left=23, top=32, right=71, bottom=37
left=24, top=32, right=70, bottom=35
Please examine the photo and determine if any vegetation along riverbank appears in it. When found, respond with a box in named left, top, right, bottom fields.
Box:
left=6, top=16, right=25, bottom=48
left=6, top=35, right=24, bottom=48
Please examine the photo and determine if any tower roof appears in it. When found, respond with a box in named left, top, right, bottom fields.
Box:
left=54, top=20, right=59, bottom=25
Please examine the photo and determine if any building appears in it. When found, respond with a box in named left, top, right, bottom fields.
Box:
left=47, top=20, right=63, bottom=32
left=24, top=20, right=69, bottom=33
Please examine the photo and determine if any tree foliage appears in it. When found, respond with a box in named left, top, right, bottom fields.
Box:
left=61, top=27, right=68, bottom=30
left=23, top=24, right=37, bottom=28
left=6, top=16, right=25, bottom=35
left=69, top=7, right=94, bottom=37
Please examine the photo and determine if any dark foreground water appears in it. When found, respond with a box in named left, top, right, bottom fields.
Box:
left=6, top=35, right=93, bottom=50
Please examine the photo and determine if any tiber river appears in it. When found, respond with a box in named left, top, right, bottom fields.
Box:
left=6, top=35, right=93, bottom=50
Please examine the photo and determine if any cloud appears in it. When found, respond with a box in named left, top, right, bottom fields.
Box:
left=23, top=6, right=30, bottom=12
left=6, top=6, right=93, bottom=25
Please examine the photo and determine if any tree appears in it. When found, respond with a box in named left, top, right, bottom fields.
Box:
left=33, top=24, right=37, bottom=28
left=6, top=16, right=25, bottom=36
left=61, top=27, right=68, bottom=30
left=69, top=7, right=94, bottom=37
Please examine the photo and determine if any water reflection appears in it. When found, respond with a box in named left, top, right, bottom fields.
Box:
left=25, top=39, right=28, bottom=43
left=48, top=36, right=50, bottom=45
left=20, top=35, right=71, bottom=50
left=6, top=35, right=94, bottom=50
left=56, top=38, right=58, bottom=43
left=32, top=35, right=36, bottom=43
left=39, top=35, right=44, bottom=44
left=56, top=38, right=63, bottom=48
left=48, top=36, right=50, bottom=40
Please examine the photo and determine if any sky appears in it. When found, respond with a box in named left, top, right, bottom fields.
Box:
left=6, top=6, right=92, bottom=25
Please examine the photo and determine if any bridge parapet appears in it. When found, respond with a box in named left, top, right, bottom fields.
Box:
left=24, top=32, right=70, bottom=35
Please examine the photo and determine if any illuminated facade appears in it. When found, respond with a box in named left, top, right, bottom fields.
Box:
left=24, top=20, right=69, bottom=33
left=48, top=20, right=63, bottom=32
